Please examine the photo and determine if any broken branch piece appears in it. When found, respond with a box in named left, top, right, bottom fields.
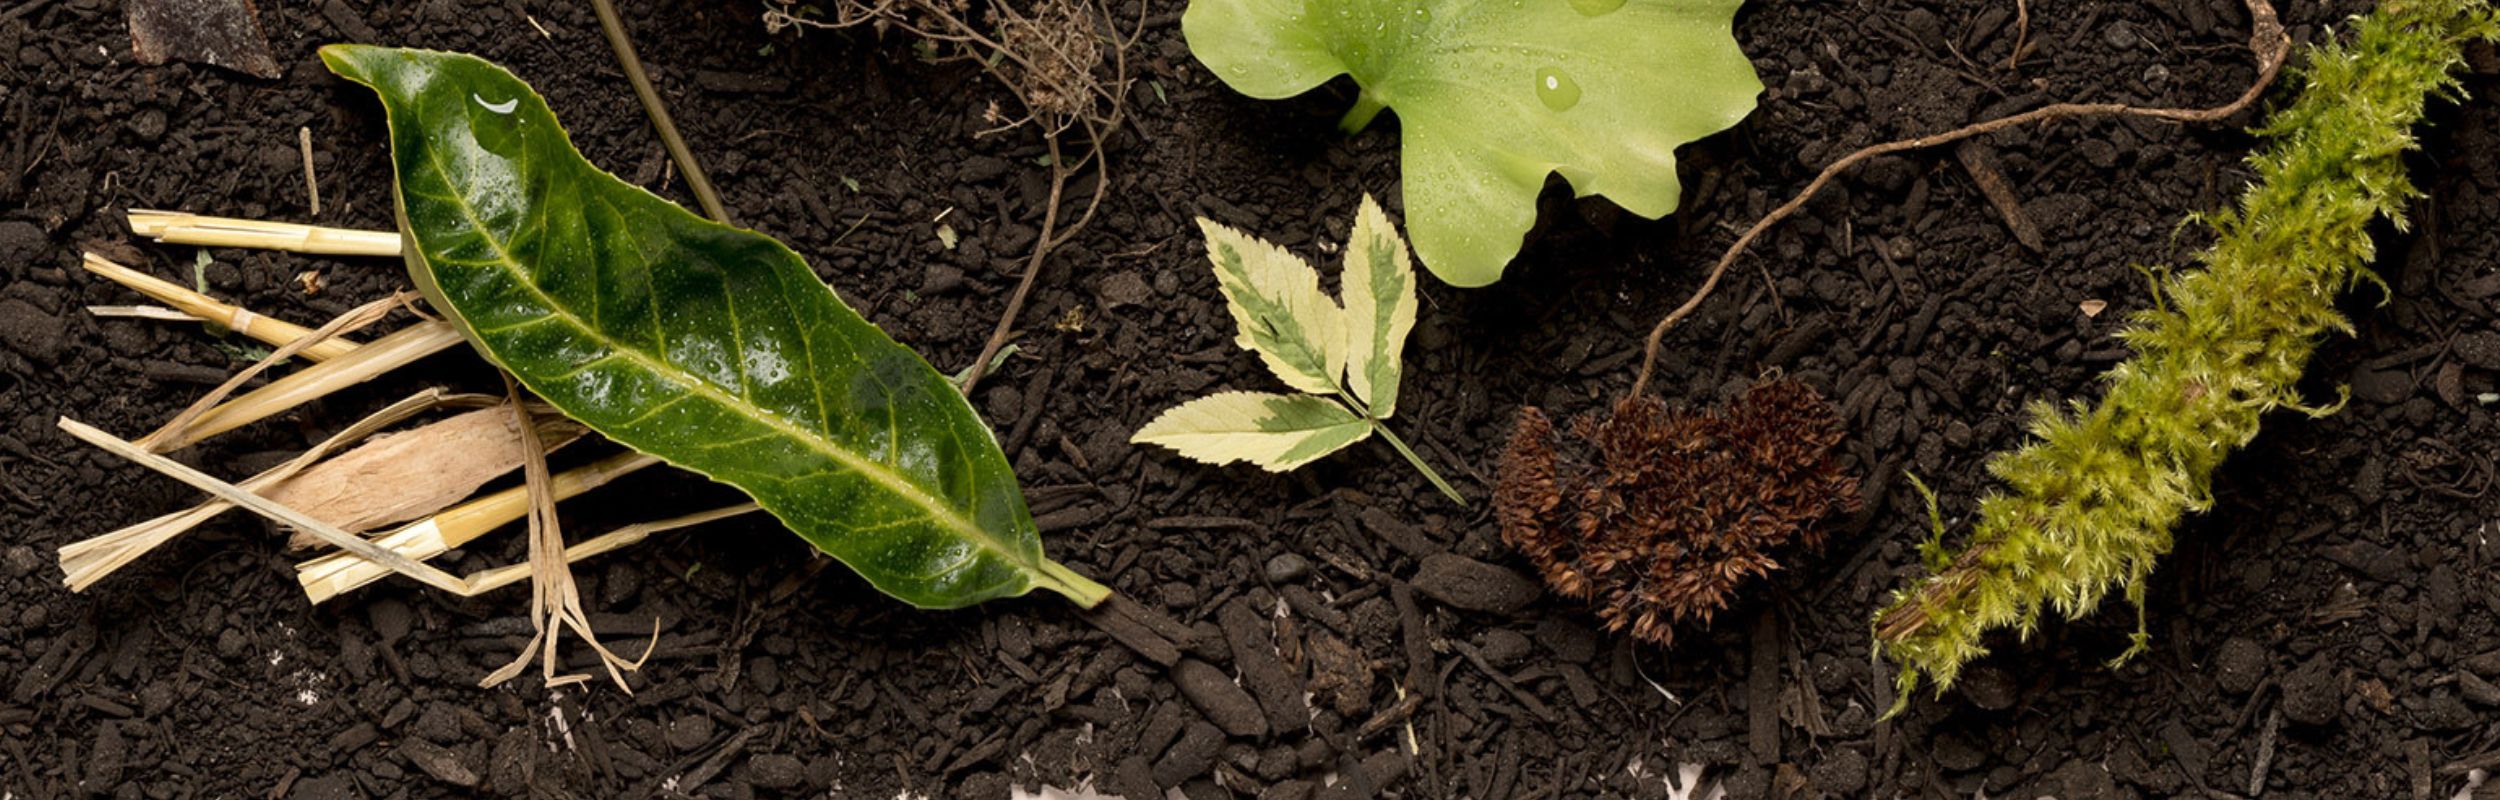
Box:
left=126, top=209, right=400, bottom=256
left=82, top=252, right=361, bottom=361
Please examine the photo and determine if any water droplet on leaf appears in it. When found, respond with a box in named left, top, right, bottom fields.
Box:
left=1569, top=0, right=1625, bottom=16
left=472, top=93, right=518, bottom=114
left=1534, top=67, right=1581, bottom=111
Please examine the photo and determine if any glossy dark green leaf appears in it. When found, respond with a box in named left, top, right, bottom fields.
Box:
left=322, top=45, right=1107, bottom=609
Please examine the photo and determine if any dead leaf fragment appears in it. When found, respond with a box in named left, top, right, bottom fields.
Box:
left=126, top=0, right=282, bottom=79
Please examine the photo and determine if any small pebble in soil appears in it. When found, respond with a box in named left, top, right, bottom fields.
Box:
left=2281, top=656, right=2343, bottom=727
left=1473, top=629, right=1533, bottom=668
left=2455, top=331, right=2500, bottom=370
left=2213, top=637, right=2268, bottom=694
left=1409, top=554, right=1542, bottom=615
left=2458, top=670, right=2500, bottom=707
left=0, top=299, right=65, bottom=364
left=1263, top=553, right=1309, bottom=583
left=1171, top=658, right=1266, bottom=738
left=747, top=753, right=805, bottom=789
left=1954, top=664, right=2017, bottom=711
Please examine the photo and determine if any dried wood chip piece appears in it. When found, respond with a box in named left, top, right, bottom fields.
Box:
left=273, top=406, right=583, bottom=549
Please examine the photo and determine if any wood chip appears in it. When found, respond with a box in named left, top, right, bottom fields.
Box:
left=1954, top=141, right=2044, bottom=252
left=275, top=405, right=583, bottom=549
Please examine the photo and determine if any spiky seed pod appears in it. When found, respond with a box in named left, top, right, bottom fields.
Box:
left=1496, top=378, right=1860, bottom=644
left=1872, top=0, right=2500, bottom=710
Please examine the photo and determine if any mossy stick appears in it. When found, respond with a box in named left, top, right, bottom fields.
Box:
left=1873, top=0, right=2500, bottom=708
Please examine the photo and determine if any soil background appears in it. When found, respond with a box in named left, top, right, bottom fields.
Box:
left=6, top=0, right=2500, bottom=797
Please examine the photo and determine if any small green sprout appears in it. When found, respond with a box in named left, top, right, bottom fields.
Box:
left=1133, top=196, right=1463, bottom=504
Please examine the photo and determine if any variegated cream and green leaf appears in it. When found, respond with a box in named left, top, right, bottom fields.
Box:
left=323, top=45, right=1107, bottom=610
left=1199, top=218, right=1346, bottom=394
left=1339, top=196, right=1416, bottom=418
left=1127, top=392, right=1370, bottom=471
left=1134, top=196, right=1462, bottom=504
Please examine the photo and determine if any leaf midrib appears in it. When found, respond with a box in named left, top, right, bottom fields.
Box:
left=413, top=147, right=1032, bottom=578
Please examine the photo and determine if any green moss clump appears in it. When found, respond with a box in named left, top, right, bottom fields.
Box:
left=1874, top=0, right=2500, bottom=708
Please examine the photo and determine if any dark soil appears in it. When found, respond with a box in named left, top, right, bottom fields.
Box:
left=5, top=0, right=2499, bottom=797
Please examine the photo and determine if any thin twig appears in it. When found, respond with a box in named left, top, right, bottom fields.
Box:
left=959, top=134, right=1069, bottom=392
left=1627, top=0, right=2288, bottom=398
left=298, top=126, right=322, bottom=216
left=589, top=0, right=732, bottom=225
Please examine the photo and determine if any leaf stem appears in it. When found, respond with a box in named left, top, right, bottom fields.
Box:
left=1034, top=559, right=1113, bottom=607
left=1371, top=420, right=1467, bottom=507
left=1339, top=90, right=1388, bottom=135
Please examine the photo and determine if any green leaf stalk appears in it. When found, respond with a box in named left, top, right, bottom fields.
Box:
left=1873, top=0, right=2500, bottom=710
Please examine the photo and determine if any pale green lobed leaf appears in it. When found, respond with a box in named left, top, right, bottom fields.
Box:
left=1130, top=391, right=1371, bottom=471
left=1182, top=0, right=1761, bottom=286
left=1338, top=194, right=1416, bottom=417
left=1198, top=217, right=1347, bottom=393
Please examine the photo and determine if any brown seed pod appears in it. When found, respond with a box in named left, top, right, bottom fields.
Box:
left=1495, top=378, right=1859, bottom=644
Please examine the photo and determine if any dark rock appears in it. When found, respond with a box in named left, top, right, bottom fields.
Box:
left=1219, top=600, right=1308, bottom=735
left=399, top=740, right=479, bottom=787
left=1955, top=664, right=2017, bottom=711
left=1409, top=554, right=1541, bottom=615
left=1259, top=779, right=1316, bottom=800
left=2459, top=331, right=2500, bottom=370
left=1317, top=750, right=1409, bottom=800
left=1151, top=721, right=1224, bottom=787
left=748, top=754, right=805, bottom=789
left=1811, top=746, right=1868, bottom=795
left=1263, top=553, right=1310, bottom=583
left=1534, top=618, right=1599, bottom=663
left=2352, top=367, right=2412, bottom=405
left=2213, top=637, right=2268, bottom=694
left=1473, top=629, right=1533, bottom=668
left=2281, top=656, right=2342, bottom=727
left=0, top=222, right=44, bottom=271
left=2457, top=671, right=2500, bottom=707
left=665, top=713, right=716, bottom=752
left=2412, top=691, right=2477, bottom=731
left=1172, top=658, right=1267, bottom=738
left=290, top=774, right=359, bottom=800
left=2, top=544, right=39, bottom=578
left=0, top=299, right=63, bottom=363
left=85, top=721, right=126, bottom=789
left=1933, top=732, right=1986, bottom=772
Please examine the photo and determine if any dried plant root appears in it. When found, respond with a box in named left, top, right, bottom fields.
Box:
left=479, top=376, right=644, bottom=692
left=126, top=209, right=400, bottom=256
left=296, top=451, right=663, bottom=603
left=57, top=389, right=493, bottom=591
left=1627, top=0, right=2291, bottom=398
left=82, top=252, right=361, bottom=361
left=1873, top=0, right=2500, bottom=709
left=273, top=405, right=585, bottom=549
left=1495, top=378, right=1858, bottom=643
